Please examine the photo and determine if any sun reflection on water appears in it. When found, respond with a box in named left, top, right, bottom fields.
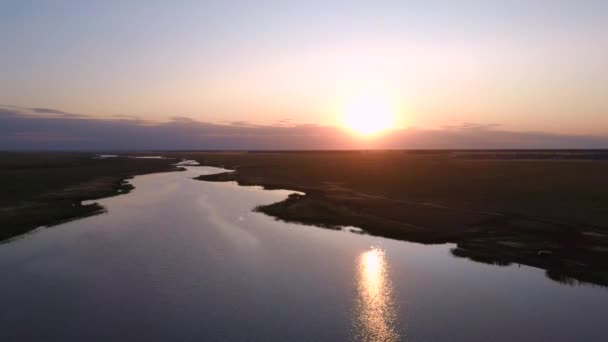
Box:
left=353, top=247, right=400, bottom=342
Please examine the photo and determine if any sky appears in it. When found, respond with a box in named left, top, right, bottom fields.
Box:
left=1, top=1, right=607, bottom=149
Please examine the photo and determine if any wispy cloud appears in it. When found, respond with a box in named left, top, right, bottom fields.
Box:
left=1, top=105, right=86, bottom=118
left=441, top=122, right=502, bottom=131
left=29, top=107, right=82, bottom=117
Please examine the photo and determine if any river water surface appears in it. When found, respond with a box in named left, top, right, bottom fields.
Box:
left=1, top=167, right=607, bottom=341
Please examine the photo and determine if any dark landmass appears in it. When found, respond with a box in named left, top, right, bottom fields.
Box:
left=0, top=152, right=181, bottom=241
left=183, top=150, right=608, bottom=287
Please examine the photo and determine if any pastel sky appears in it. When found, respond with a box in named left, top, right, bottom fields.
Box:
left=1, top=1, right=607, bottom=149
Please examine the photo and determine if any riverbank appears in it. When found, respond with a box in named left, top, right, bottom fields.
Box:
left=187, top=151, right=608, bottom=286
left=0, top=152, right=182, bottom=241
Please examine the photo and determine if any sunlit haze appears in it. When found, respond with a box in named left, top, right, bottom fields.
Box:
left=1, top=1, right=607, bottom=149
left=342, top=92, right=399, bottom=136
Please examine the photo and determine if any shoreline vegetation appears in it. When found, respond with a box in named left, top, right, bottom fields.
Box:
left=0, top=152, right=182, bottom=241
left=187, top=151, right=608, bottom=287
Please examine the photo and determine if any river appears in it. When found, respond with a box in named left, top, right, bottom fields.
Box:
left=0, top=167, right=606, bottom=341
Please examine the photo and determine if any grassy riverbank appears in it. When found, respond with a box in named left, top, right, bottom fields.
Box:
left=184, top=150, right=608, bottom=286
left=0, top=152, right=181, bottom=241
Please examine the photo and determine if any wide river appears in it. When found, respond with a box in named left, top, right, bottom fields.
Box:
left=1, top=167, right=607, bottom=341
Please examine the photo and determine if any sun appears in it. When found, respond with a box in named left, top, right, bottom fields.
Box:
left=341, top=93, right=397, bottom=136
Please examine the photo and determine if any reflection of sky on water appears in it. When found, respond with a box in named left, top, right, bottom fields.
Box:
left=1, top=167, right=607, bottom=341
left=354, top=247, right=400, bottom=342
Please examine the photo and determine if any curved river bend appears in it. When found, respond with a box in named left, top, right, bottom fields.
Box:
left=0, top=167, right=606, bottom=341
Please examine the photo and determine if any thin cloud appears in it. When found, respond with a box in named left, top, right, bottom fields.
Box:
left=272, top=118, right=295, bottom=127
left=18, top=106, right=86, bottom=118
left=441, top=122, right=502, bottom=131
left=169, top=116, right=198, bottom=123
left=30, top=107, right=76, bottom=115
left=229, top=121, right=261, bottom=127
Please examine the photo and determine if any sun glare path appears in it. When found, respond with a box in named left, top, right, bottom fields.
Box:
left=353, top=247, right=400, bottom=342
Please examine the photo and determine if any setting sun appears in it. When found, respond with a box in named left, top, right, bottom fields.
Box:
left=342, top=93, right=397, bottom=136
